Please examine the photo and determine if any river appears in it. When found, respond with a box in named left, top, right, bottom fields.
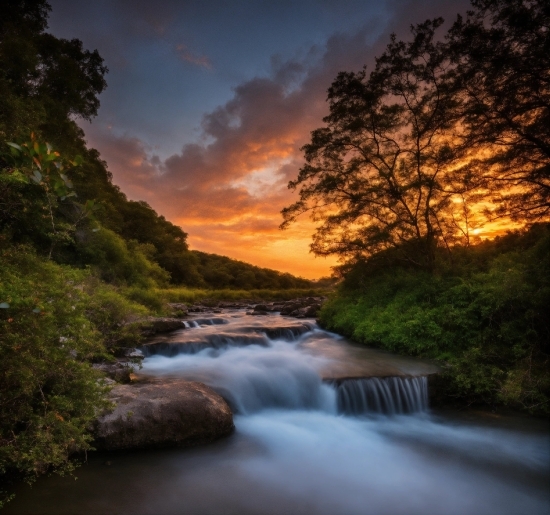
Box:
left=6, top=309, right=550, bottom=515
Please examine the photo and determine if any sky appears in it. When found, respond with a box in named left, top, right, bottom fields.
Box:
left=47, top=0, right=471, bottom=279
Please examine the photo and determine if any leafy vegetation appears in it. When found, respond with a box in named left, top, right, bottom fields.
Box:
left=0, top=0, right=321, bottom=504
left=284, top=0, right=549, bottom=416
left=319, top=225, right=550, bottom=415
left=0, top=249, right=108, bottom=504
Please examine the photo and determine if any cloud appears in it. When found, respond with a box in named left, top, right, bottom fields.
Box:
left=174, top=44, right=212, bottom=69
left=82, top=0, right=471, bottom=277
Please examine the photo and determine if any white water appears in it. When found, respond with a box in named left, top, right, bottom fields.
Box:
left=6, top=310, right=550, bottom=515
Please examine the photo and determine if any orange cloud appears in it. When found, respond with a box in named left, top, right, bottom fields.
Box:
left=85, top=16, right=473, bottom=279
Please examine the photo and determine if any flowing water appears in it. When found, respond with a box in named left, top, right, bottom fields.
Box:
left=6, top=310, right=550, bottom=515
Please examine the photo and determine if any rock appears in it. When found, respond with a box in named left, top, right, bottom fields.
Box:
left=94, top=379, right=234, bottom=450
left=168, top=303, right=189, bottom=317
left=93, top=362, right=134, bottom=383
left=303, top=304, right=321, bottom=317
left=253, top=304, right=269, bottom=312
left=168, top=303, right=188, bottom=311
left=279, top=297, right=326, bottom=318
left=141, top=317, right=185, bottom=335
left=126, top=349, right=144, bottom=360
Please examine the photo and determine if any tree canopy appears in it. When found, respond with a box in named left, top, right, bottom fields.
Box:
left=447, top=0, right=550, bottom=220
left=282, top=0, right=550, bottom=269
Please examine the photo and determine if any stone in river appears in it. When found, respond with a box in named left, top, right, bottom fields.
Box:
left=94, top=379, right=234, bottom=450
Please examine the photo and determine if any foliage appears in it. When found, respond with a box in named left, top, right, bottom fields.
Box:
left=319, top=225, right=550, bottom=415
left=282, top=19, right=471, bottom=270
left=447, top=0, right=550, bottom=220
left=0, top=249, right=110, bottom=505
left=0, top=133, right=91, bottom=259
left=282, top=0, right=550, bottom=269
left=75, top=227, right=170, bottom=288
left=161, top=287, right=331, bottom=305
left=190, top=251, right=314, bottom=290
left=0, top=0, right=107, bottom=143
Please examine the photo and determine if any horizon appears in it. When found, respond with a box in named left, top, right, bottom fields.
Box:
left=46, top=0, right=472, bottom=279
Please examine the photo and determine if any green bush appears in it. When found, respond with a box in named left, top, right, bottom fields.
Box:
left=319, top=226, right=550, bottom=415
left=0, top=249, right=110, bottom=505
left=76, top=227, right=170, bottom=288
left=83, top=280, right=148, bottom=355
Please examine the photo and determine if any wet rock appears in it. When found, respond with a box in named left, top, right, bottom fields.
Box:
left=168, top=303, right=188, bottom=310
left=141, top=317, right=185, bottom=335
left=94, top=379, right=234, bottom=451
left=253, top=304, right=269, bottom=312
left=279, top=297, right=326, bottom=318
left=126, top=349, right=144, bottom=360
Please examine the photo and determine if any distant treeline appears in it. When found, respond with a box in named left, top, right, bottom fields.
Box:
left=0, top=1, right=314, bottom=291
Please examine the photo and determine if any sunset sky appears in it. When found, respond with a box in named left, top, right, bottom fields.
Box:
left=47, top=0, right=471, bottom=279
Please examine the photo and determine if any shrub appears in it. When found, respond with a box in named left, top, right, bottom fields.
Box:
left=0, top=248, right=110, bottom=505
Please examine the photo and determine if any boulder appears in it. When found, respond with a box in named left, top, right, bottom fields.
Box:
left=95, top=379, right=234, bottom=450
left=93, top=362, right=134, bottom=383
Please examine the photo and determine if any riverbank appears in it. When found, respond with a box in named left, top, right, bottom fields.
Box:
left=5, top=309, right=549, bottom=515
left=319, top=225, right=550, bottom=417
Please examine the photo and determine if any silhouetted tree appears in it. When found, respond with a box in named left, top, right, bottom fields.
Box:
left=282, top=20, right=469, bottom=270
left=448, top=0, right=550, bottom=220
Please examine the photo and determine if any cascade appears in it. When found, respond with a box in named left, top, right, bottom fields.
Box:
left=328, top=376, right=429, bottom=415
left=142, top=333, right=271, bottom=356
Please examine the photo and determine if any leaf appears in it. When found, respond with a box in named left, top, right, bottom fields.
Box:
left=32, top=308, right=41, bottom=313
left=0, top=302, right=9, bottom=309
left=6, top=142, right=22, bottom=151
left=33, top=170, right=42, bottom=182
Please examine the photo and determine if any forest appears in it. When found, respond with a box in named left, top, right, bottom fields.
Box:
left=0, top=0, right=549, bottom=507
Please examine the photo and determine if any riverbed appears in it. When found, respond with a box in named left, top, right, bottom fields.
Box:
left=6, top=309, right=550, bottom=515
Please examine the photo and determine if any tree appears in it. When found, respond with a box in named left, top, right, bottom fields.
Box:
left=447, top=0, right=550, bottom=220
left=0, top=0, right=108, bottom=144
left=282, top=20, right=472, bottom=270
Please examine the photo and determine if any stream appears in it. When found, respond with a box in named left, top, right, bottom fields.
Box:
left=6, top=309, right=550, bottom=515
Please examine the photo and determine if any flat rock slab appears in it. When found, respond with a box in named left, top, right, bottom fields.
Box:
left=95, top=379, right=234, bottom=451
left=140, top=317, right=186, bottom=336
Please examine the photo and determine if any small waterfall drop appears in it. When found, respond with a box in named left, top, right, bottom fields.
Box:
left=329, top=376, right=429, bottom=415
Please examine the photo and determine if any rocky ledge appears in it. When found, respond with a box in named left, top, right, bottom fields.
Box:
left=94, top=378, right=234, bottom=450
left=249, top=297, right=326, bottom=318
left=140, top=316, right=186, bottom=336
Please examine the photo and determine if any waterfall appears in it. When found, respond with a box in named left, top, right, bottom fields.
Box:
left=328, top=376, right=429, bottom=415
left=142, top=322, right=313, bottom=356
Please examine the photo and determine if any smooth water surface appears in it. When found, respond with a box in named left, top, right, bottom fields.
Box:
left=6, top=310, right=550, bottom=515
